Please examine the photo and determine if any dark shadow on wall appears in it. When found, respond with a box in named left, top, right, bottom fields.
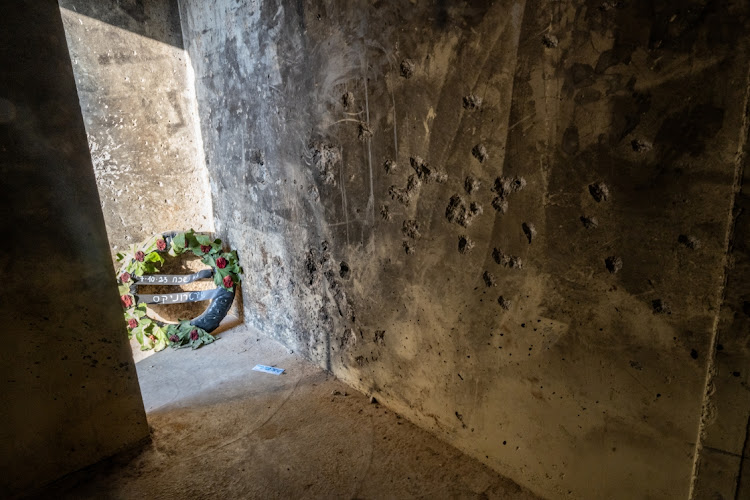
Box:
left=58, top=0, right=184, bottom=49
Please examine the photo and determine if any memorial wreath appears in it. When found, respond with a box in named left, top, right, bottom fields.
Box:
left=116, top=230, right=242, bottom=351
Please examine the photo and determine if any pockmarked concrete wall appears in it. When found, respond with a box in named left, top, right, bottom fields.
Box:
left=0, top=1, right=149, bottom=496
left=60, top=0, right=213, bottom=254
left=178, top=0, right=750, bottom=498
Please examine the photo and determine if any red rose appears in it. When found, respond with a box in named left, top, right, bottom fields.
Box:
left=156, top=239, right=167, bottom=251
left=120, top=295, right=133, bottom=308
left=127, top=318, right=138, bottom=329
left=190, top=329, right=199, bottom=341
left=223, top=275, right=233, bottom=288
left=216, top=257, right=227, bottom=269
left=135, top=251, right=145, bottom=262
left=120, top=272, right=131, bottom=283
left=169, top=334, right=179, bottom=343
left=200, top=244, right=211, bottom=254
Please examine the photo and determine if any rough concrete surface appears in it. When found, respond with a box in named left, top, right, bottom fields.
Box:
left=60, top=0, right=213, bottom=255
left=690, top=58, right=750, bottom=499
left=37, top=326, right=538, bottom=500
left=25, top=0, right=748, bottom=497
left=0, top=2, right=148, bottom=496
left=175, top=0, right=750, bottom=498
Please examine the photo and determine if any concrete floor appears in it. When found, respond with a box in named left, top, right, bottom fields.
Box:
left=38, top=325, right=538, bottom=499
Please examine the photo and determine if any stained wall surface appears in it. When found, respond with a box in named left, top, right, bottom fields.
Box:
left=176, top=1, right=750, bottom=498
left=691, top=71, right=750, bottom=498
left=0, top=1, right=149, bottom=496
left=60, top=0, right=213, bottom=254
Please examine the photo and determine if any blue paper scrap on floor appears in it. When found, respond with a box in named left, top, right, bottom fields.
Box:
left=253, top=364, right=284, bottom=375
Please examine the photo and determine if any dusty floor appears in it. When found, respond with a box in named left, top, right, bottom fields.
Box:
left=38, top=325, right=538, bottom=499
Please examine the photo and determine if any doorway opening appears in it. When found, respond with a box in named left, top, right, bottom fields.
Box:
left=59, top=2, right=243, bottom=364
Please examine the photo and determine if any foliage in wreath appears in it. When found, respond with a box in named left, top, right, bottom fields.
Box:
left=115, top=229, right=242, bottom=352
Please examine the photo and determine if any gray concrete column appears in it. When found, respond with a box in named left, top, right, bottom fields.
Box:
left=0, top=1, right=149, bottom=495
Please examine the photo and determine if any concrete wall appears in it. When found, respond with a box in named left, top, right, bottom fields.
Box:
left=60, top=0, right=213, bottom=254
left=177, top=0, right=750, bottom=498
left=0, top=1, right=149, bottom=496
left=691, top=73, right=750, bottom=498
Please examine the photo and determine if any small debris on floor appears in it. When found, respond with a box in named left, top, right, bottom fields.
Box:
left=253, top=364, right=285, bottom=375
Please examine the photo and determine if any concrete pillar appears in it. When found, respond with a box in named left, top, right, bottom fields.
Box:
left=0, top=1, right=149, bottom=495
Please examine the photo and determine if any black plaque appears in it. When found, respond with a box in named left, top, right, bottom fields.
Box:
left=136, top=288, right=224, bottom=305
left=134, top=269, right=214, bottom=285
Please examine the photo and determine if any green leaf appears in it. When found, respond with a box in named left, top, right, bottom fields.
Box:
left=173, top=232, right=186, bottom=248
left=144, top=252, right=164, bottom=265
left=184, top=229, right=198, bottom=248
left=195, top=233, right=212, bottom=246
left=170, top=233, right=186, bottom=256
left=125, top=260, right=137, bottom=274
left=142, top=262, right=158, bottom=274
left=152, top=325, right=167, bottom=351
left=133, top=261, right=145, bottom=276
